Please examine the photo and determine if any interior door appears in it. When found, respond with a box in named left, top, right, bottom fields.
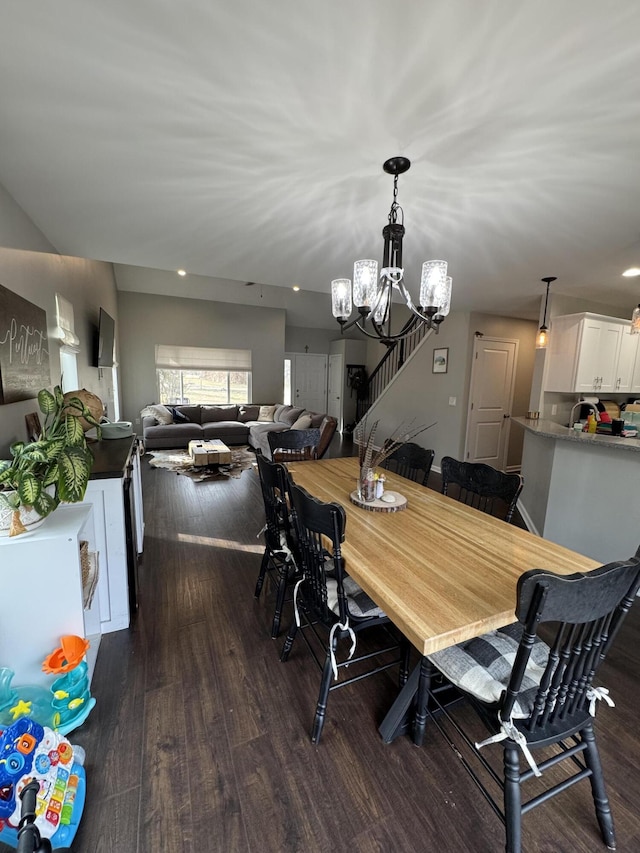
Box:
left=292, top=353, right=328, bottom=413
left=465, top=337, right=517, bottom=469
left=327, top=354, right=343, bottom=427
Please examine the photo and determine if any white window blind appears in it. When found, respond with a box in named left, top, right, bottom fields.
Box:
left=155, top=345, right=251, bottom=371
left=55, top=293, right=80, bottom=352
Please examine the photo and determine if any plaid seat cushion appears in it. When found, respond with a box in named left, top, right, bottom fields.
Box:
left=326, top=577, right=385, bottom=619
left=427, top=622, right=550, bottom=719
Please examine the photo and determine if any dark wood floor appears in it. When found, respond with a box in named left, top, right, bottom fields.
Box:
left=9, top=438, right=639, bottom=852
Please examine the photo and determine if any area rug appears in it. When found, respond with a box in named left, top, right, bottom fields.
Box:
left=146, top=446, right=256, bottom=482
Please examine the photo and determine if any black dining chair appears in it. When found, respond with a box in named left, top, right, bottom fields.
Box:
left=254, top=453, right=300, bottom=638
left=267, top=428, right=321, bottom=462
left=440, top=456, right=523, bottom=523
left=381, top=442, right=435, bottom=487
left=281, top=482, right=410, bottom=744
left=413, top=554, right=640, bottom=853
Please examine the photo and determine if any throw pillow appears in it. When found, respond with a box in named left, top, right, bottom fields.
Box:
left=291, top=413, right=312, bottom=430
left=280, top=406, right=305, bottom=426
left=140, top=404, right=173, bottom=425
left=239, top=404, right=260, bottom=422
left=168, top=406, right=188, bottom=423
left=258, top=405, right=277, bottom=422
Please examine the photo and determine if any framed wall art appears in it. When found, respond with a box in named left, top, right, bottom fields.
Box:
left=432, top=347, right=449, bottom=374
left=0, top=283, right=50, bottom=404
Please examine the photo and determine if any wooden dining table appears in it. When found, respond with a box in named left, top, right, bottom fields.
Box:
left=288, top=456, right=601, bottom=741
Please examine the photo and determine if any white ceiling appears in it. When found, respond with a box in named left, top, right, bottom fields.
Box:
left=1, top=0, right=640, bottom=322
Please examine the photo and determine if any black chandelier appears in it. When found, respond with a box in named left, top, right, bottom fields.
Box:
left=331, top=157, right=452, bottom=344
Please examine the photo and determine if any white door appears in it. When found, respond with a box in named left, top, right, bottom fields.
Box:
left=292, top=353, right=328, bottom=413
left=327, top=354, right=343, bottom=427
left=465, top=337, right=518, bottom=469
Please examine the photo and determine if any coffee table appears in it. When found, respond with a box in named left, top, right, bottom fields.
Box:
left=187, top=439, right=232, bottom=467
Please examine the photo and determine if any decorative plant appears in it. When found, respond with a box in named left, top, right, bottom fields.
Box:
left=0, top=384, right=102, bottom=536
left=355, top=415, right=436, bottom=473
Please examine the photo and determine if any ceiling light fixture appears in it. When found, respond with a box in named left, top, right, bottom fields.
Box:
left=536, top=276, right=556, bottom=349
left=622, top=268, right=640, bottom=277
left=292, top=285, right=300, bottom=292
left=331, top=157, right=452, bottom=344
left=177, top=269, right=187, bottom=277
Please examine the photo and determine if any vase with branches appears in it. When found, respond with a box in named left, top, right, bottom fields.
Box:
left=354, top=416, right=436, bottom=501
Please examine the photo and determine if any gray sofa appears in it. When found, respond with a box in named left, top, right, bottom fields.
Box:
left=142, top=403, right=337, bottom=459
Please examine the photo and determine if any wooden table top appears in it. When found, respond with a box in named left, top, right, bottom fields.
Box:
left=288, top=457, right=600, bottom=656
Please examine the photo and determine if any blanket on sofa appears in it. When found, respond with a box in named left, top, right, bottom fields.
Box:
left=147, top=446, right=255, bottom=482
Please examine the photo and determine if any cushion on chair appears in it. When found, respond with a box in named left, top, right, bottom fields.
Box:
left=427, top=622, right=550, bottom=719
left=325, top=576, right=385, bottom=619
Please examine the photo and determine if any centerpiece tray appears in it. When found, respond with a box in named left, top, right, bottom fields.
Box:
left=349, top=490, right=407, bottom=512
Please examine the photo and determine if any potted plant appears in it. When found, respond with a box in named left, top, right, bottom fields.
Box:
left=0, top=384, right=102, bottom=536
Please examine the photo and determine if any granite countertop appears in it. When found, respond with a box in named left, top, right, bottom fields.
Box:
left=513, top=417, right=640, bottom=453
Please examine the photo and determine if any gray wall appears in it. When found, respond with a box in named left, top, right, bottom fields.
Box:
left=364, top=312, right=473, bottom=467
left=0, top=248, right=119, bottom=456
left=117, top=290, right=286, bottom=422
left=0, top=180, right=57, bottom=254
left=0, top=181, right=119, bottom=457
left=285, top=326, right=339, bottom=354
left=360, top=311, right=537, bottom=471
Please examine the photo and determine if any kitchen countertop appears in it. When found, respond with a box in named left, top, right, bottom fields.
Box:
left=87, top=435, right=138, bottom=478
left=513, top=417, right=640, bottom=453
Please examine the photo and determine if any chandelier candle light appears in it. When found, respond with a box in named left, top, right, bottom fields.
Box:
left=331, top=157, right=452, bottom=344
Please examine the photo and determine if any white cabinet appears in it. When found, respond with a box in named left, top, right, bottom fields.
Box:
left=81, top=437, right=144, bottom=634
left=545, top=313, right=636, bottom=393
left=0, top=505, right=101, bottom=686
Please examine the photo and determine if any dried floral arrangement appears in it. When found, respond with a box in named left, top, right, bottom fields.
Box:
left=355, top=416, right=436, bottom=472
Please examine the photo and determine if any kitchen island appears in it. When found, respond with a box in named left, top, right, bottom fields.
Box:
left=514, top=417, right=640, bottom=562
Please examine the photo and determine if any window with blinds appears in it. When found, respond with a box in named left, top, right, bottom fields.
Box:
left=155, top=345, right=252, bottom=405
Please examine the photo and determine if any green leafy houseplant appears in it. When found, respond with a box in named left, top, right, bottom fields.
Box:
left=0, top=385, right=102, bottom=536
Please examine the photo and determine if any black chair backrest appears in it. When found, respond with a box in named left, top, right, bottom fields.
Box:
left=267, top=428, right=322, bottom=461
left=381, top=442, right=435, bottom=487
left=256, top=453, right=292, bottom=553
left=503, top=558, right=640, bottom=735
left=440, top=456, right=523, bottom=523
left=288, top=482, right=348, bottom=624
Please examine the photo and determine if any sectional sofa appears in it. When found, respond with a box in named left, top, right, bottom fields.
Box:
left=141, top=403, right=337, bottom=459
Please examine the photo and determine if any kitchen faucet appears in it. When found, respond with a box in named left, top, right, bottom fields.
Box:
left=569, top=401, right=600, bottom=425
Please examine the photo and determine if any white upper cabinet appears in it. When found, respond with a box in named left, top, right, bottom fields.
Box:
left=545, top=313, right=638, bottom=393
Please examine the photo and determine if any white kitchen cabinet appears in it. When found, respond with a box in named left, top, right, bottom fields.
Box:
left=0, top=505, right=101, bottom=687
left=545, top=313, right=634, bottom=393
left=83, top=437, right=143, bottom=634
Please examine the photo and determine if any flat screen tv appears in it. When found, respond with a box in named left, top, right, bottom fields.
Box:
left=96, top=308, right=115, bottom=367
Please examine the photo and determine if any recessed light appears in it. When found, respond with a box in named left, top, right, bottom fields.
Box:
left=292, top=285, right=300, bottom=291
left=622, top=267, right=640, bottom=277
left=177, top=269, right=187, bottom=277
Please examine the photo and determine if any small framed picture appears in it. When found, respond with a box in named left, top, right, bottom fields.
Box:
left=432, top=347, right=449, bottom=374
left=25, top=411, right=42, bottom=442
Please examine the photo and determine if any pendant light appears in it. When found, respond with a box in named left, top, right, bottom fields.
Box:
left=536, top=277, right=556, bottom=349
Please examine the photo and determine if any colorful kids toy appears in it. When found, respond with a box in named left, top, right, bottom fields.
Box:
left=0, top=635, right=95, bottom=738
left=42, top=635, right=96, bottom=736
left=0, top=716, right=86, bottom=850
